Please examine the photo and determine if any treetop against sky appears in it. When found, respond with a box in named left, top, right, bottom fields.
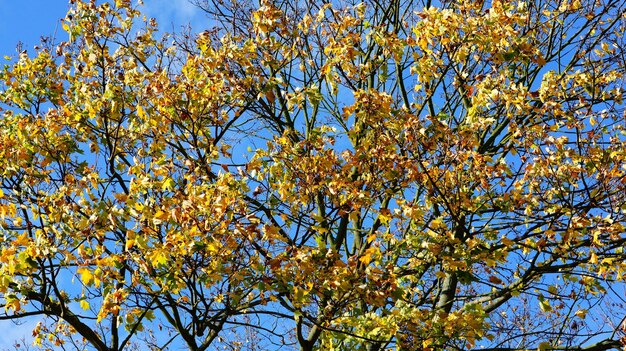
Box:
left=1, top=0, right=626, bottom=350
left=0, top=1, right=203, bottom=347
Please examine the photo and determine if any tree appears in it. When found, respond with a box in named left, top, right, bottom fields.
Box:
left=1, top=0, right=625, bottom=350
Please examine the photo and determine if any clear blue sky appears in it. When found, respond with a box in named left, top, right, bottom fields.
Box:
left=0, top=1, right=69, bottom=56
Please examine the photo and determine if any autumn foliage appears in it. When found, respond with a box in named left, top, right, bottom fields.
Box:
left=1, top=0, right=626, bottom=350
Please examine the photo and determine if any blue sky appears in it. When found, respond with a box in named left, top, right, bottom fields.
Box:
left=0, top=1, right=69, bottom=56
left=0, top=0, right=206, bottom=57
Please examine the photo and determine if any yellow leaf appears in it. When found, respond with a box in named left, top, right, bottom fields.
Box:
left=77, top=268, right=94, bottom=286
left=539, top=299, right=552, bottom=313
left=150, top=250, right=168, bottom=267
left=431, top=216, right=445, bottom=229
left=80, top=300, right=90, bottom=310
left=292, top=285, right=310, bottom=306
left=5, top=298, right=21, bottom=312
left=14, top=233, right=30, bottom=246
left=162, top=178, right=175, bottom=191
left=359, top=253, right=372, bottom=265
left=153, top=210, right=169, bottom=225
left=136, top=105, right=146, bottom=119
left=206, top=242, right=219, bottom=254
left=359, top=246, right=379, bottom=265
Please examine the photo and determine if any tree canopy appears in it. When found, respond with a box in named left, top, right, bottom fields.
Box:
left=1, top=0, right=626, bottom=350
